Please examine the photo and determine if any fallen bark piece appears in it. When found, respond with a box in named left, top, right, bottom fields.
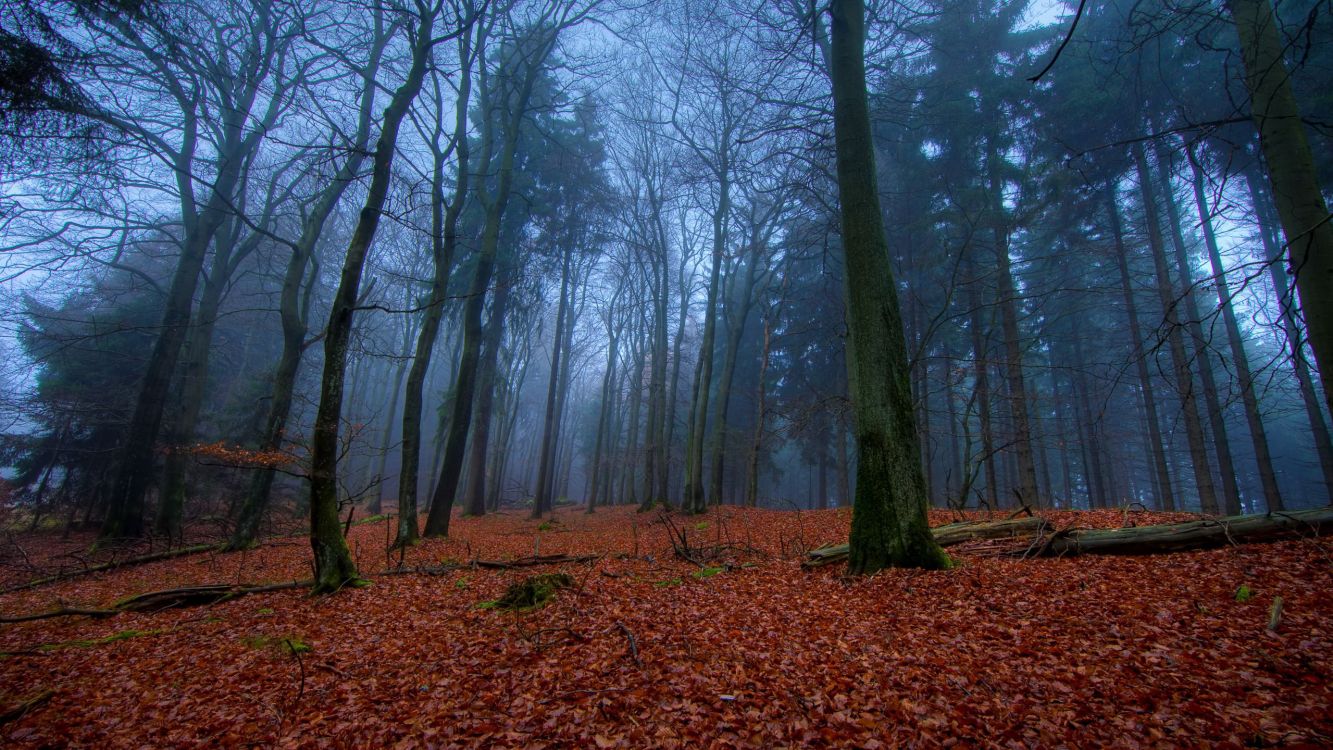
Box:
left=1039, top=507, right=1333, bottom=556
left=803, top=517, right=1048, bottom=568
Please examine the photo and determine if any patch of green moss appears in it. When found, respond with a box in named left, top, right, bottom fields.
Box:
left=691, top=566, right=724, bottom=579
left=488, top=573, right=575, bottom=611
left=654, top=577, right=683, bottom=588
left=1235, top=584, right=1254, bottom=602
left=353, top=514, right=390, bottom=526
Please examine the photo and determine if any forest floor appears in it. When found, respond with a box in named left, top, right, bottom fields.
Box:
left=0, top=504, right=1330, bottom=748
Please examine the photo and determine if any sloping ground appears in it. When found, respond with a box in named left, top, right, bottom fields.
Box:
left=0, top=505, right=1329, bottom=747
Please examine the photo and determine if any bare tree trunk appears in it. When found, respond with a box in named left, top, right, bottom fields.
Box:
left=1190, top=149, right=1284, bottom=512
left=533, top=247, right=573, bottom=518
left=424, top=22, right=560, bottom=537
left=1133, top=143, right=1219, bottom=515
left=660, top=248, right=693, bottom=506
left=397, top=28, right=478, bottom=546
left=1107, top=185, right=1176, bottom=511
left=746, top=296, right=778, bottom=508
left=707, top=249, right=760, bottom=506
left=966, top=263, right=999, bottom=509
left=587, top=317, right=620, bottom=513
left=155, top=226, right=241, bottom=540
left=621, top=335, right=646, bottom=508
left=307, top=8, right=437, bottom=593
left=462, top=267, right=513, bottom=517
left=986, top=138, right=1039, bottom=508
left=1154, top=143, right=1242, bottom=514
left=683, top=191, right=728, bottom=513
left=227, top=20, right=388, bottom=550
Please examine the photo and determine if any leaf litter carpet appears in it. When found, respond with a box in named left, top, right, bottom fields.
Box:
left=1, top=505, right=1329, bottom=748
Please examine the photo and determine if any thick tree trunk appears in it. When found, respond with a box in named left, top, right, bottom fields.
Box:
left=101, top=174, right=237, bottom=541
left=1227, top=0, right=1333, bottom=414
left=828, top=0, right=948, bottom=573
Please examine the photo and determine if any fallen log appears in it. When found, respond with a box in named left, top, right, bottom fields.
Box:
left=113, top=580, right=309, bottom=612
left=1, top=580, right=311, bottom=624
left=803, top=517, right=1048, bottom=568
left=1038, top=507, right=1333, bottom=556
left=379, top=554, right=599, bottom=577
left=804, top=508, right=1333, bottom=567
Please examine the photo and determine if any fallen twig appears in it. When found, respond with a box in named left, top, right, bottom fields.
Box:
left=1, top=543, right=219, bottom=595
left=614, top=620, right=642, bottom=667
left=0, top=689, right=54, bottom=725
left=0, top=606, right=119, bottom=624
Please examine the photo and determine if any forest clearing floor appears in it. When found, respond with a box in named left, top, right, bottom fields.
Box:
left=1, top=504, right=1330, bottom=748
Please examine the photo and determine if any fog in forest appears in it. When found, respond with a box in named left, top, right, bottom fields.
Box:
left=2, top=0, right=1331, bottom=547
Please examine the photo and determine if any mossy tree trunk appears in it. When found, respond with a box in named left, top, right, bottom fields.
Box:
left=826, top=0, right=948, bottom=574
left=307, top=7, right=437, bottom=594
